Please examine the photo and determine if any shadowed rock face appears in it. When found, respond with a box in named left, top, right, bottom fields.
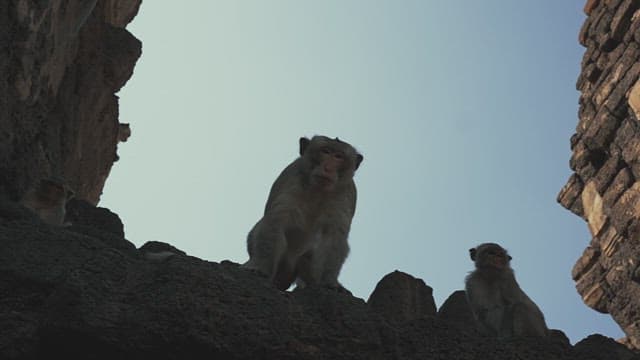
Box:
left=0, top=0, right=141, bottom=205
left=437, top=290, right=475, bottom=327
left=1, top=204, right=637, bottom=359
left=368, top=270, right=437, bottom=324
left=557, top=0, right=640, bottom=350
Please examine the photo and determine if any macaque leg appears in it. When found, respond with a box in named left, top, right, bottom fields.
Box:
left=318, top=235, right=349, bottom=288
left=512, top=303, right=548, bottom=336
left=296, top=233, right=349, bottom=290
left=272, top=256, right=297, bottom=291
left=294, top=250, right=320, bottom=289
left=244, top=220, right=286, bottom=279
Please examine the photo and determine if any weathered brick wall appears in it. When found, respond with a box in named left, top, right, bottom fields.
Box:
left=557, top=0, right=640, bottom=349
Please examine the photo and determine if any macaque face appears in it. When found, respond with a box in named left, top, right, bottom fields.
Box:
left=472, top=243, right=512, bottom=270
left=301, top=136, right=362, bottom=192
left=309, top=146, right=347, bottom=191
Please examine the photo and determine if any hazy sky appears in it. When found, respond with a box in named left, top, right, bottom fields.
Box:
left=101, top=1, right=625, bottom=343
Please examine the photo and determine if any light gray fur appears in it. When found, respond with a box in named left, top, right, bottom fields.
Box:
left=243, top=136, right=362, bottom=291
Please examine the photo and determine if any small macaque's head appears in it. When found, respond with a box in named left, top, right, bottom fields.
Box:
left=299, top=135, right=363, bottom=192
left=37, top=178, right=74, bottom=206
left=469, top=243, right=512, bottom=271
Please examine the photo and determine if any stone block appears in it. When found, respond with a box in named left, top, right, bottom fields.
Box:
left=593, top=155, right=624, bottom=192
left=594, top=4, right=614, bottom=32
left=584, top=107, right=623, bottom=150
left=577, top=100, right=598, bottom=132
left=580, top=13, right=593, bottom=46
left=599, top=224, right=624, bottom=257
left=570, top=142, right=591, bottom=171
left=604, top=62, right=640, bottom=113
left=611, top=0, right=640, bottom=40
left=606, top=0, right=625, bottom=10
left=576, top=267, right=611, bottom=313
left=629, top=79, right=640, bottom=120
left=594, top=43, right=638, bottom=106
left=610, top=181, right=640, bottom=232
left=621, top=137, right=640, bottom=164
left=585, top=0, right=601, bottom=15
left=572, top=246, right=602, bottom=280
left=558, top=174, right=585, bottom=211
left=614, top=118, right=640, bottom=150
left=623, top=9, right=640, bottom=42
left=602, top=168, right=634, bottom=208
left=582, top=181, right=608, bottom=236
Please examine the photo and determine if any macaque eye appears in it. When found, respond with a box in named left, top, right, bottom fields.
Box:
left=321, top=147, right=332, bottom=155
left=334, top=153, right=345, bottom=160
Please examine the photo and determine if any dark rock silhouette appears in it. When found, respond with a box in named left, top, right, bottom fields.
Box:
left=437, top=290, right=474, bottom=327
left=368, top=270, right=437, bottom=324
left=1, top=206, right=638, bottom=359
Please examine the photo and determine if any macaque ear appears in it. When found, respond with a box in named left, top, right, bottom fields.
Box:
left=299, top=137, right=310, bottom=156
left=469, top=248, right=477, bottom=261
left=355, top=154, right=364, bottom=170
left=508, top=255, right=512, bottom=261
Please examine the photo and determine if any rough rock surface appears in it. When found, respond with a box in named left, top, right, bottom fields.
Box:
left=0, top=0, right=141, bottom=205
left=367, top=270, right=436, bottom=324
left=437, top=289, right=475, bottom=328
left=2, top=207, right=639, bottom=359
left=557, top=0, right=640, bottom=350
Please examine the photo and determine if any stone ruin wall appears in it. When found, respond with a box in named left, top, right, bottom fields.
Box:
left=0, top=0, right=141, bottom=205
left=557, top=0, right=640, bottom=349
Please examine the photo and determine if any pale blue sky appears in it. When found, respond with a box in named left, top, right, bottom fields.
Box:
left=101, top=1, right=625, bottom=343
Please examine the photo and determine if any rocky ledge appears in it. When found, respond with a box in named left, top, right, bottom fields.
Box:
left=1, top=201, right=637, bottom=360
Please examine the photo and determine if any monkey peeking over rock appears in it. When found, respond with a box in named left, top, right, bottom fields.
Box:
left=20, top=177, right=75, bottom=226
left=465, top=243, right=549, bottom=338
left=243, top=135, right=363, bottom=292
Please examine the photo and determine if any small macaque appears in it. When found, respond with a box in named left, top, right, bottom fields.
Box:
left=20, top=177, right=75, bottom=226
left=118, top=123, right=131, bottom=143
left=465, top=243, right=548, bottom=338
left=243, top=135, right=363, bottom=291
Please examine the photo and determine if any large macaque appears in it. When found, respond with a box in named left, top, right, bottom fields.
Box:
left=20, top=177, right=75, bottom=226
left=243, top=135, right=363, bottom=291
left=465, top=243, right=548, bottom=338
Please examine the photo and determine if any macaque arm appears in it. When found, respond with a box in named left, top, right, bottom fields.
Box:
left=244, top=218, right=287, bottom=277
